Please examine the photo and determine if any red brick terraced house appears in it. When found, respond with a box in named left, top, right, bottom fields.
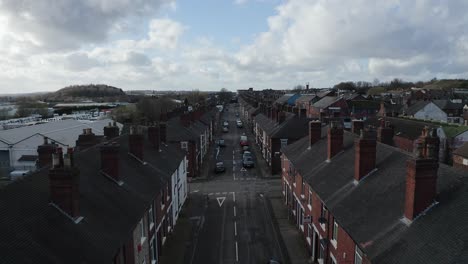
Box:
left=0, top=123, right=187, bottom=264
left=281, top=120, right=468, bottom=264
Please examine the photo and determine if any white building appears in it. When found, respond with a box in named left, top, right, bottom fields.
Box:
left=0, top=119, right=121, bottom=175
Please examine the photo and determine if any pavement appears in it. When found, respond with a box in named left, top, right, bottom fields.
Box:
left=160, top=103, right=310, bottom=264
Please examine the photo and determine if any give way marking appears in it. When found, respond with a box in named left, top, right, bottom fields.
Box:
left=217, top=197, right=226, bottom=207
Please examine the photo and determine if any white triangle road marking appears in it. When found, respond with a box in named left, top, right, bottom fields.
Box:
left=217, top=197, right=226, bottom=207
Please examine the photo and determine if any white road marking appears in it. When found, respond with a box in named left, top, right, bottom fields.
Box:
left=216, top=192, right=220, bottom=195
left=233, top=161, right=236, bottom=165
left=232, top=192, right=236, bottom=202
left=234, top=206, right=237, bottom=217
left=193, top=190, right=199, bottom=193
left=234, top=221, right=237, bottom=236
left=222, top=192, right=227, bottom=194
left=217, top=197, right=226, bottom=207
left=235, top=241, right=239, bottom=262
left=208, top=193, right=214, bottom=196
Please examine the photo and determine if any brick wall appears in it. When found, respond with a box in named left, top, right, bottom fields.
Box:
left=132, top=213, right=149, bottom=264
left=453, top=154, right=468, bottom=170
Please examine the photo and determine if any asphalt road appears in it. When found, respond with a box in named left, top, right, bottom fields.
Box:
left=185, top=104, right=285, bottom=264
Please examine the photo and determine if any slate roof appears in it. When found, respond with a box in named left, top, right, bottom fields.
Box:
left=365, top=117, right=437, bottom=140
left=254, top=113, right=313, bottom=139
left=453, top=142, right=468, bottom=158
left=313, top=96, right=340, bottom=109
left=0, top=119, right=121, bottom=146
left=0, top=132, right=184, bottom=263
left=283, top=129, right=467, bottom=264
left=433, top=100, right=463, bottom=110
left=405, top=101, right=431, bottom=115
left=275, top=94, right=294, bottom=104
left=18, top=155, right=38, bottom=162
left=167, top=116, right=207, bottom=142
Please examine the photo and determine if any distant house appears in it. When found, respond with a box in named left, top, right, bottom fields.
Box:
left=253, top=110, right=313, bottom=174
left=295, top=95, right=317, bottom=118
left=404, top=100, right=463, bottom=123
left=166, top=108, right=217, bottom=178
left=365, top=116, right=468, bottom=164
left=308, top=96, right=349, bottom=119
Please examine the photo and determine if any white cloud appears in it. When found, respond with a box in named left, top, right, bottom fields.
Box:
left=2, top=0, right=468, bottom=93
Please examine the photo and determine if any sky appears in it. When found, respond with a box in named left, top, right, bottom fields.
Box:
left=1, top=0, right=468, bottom=93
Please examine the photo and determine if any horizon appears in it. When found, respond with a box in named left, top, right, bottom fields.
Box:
left=1, top=1, right=468, bottom=93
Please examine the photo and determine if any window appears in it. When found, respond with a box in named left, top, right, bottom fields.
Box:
left=330, top=255, right=337, bottom=264
left=161, top=190, right=165, bottom=207
left=308, top=191, right=312, bottom=207
left=355, top=246, right=363, bottom=264
left=321, top=203, right=328, bottom=218
left=150, top=238, right=158, bottom=263
left=181, top=141, right=188, bottom=151
left=318, top=244, right=325, bottom=260
left=140, top=219, right=145, bottom=238
left=280, top=138, right=288, bottom=149
left=148, top=204, right=155, bottom=228
left=332, top=219, right=338, bottom=246
left=301, top=179, right=305, bottom=195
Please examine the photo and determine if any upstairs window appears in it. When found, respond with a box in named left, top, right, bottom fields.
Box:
left=332, top=219, right=338, bottom=242
left=181, top=141, right=188, bottom=151
left=280, top=138, right=288, bottom=149
left=148, top=204, right=154, bottom=227
left=355, top=246, right=363, bottom=264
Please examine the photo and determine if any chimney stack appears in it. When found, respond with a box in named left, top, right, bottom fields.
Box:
left=104, top=122, right=119, bottom=140
left=37, top=137, right=58, bottom=168
left=180, top=113, right=191, bottom=127
left=100, top=142, right=120, bottom=181
left=49, top=147, right=80, bottom=218
left=159, top=122, right=167, bottom=144
left=278, top=111, right=286, bottom=124
left=352, top=120, right=364, bottom=135
left=377, top=119, right=394, bottom=146
left=419, top=127, right=440, bottom=161
left=76, top=128, right=98, bottom=149
left=404, top=136, right=439, bottom=221
left=354, top=128, right=377, bottom=181
left=129, top=126, right=144, bottom=161
left=267, top=106, right=272, bottom=119
left=148, top=124, right=160, bottom=151
left=327, top=121, right=344, bottom=160
left=309, top=121, right=321, bottom=148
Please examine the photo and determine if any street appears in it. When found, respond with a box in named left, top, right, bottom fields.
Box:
left=185, top=104, right=286, bottom=264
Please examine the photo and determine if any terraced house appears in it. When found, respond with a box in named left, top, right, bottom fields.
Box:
left=281, top=120, right=468, bottom=264
left=0, top=123, right=187, bottom=264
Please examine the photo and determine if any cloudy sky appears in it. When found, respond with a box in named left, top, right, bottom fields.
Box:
left=0, top=0, right=468, bottom=93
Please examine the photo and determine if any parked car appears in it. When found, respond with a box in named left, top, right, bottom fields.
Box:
left=223, top=121, right=229, bottom=127
left=240, top=135, right=248, bottom=146
left=242, top=146, right=250, bottom=153
left=236, top=120, right=243, bottom=128
left=243, top=151, right=252, bottom=160
left=236, top=113, right=239, bottom=117
left=242, top=156, right=254, bottom=168
left=216, top=139, right=226, bottom=147
left=223, top=127, right=229, bottom=133
left=215, top=161, right=226, bottom=173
